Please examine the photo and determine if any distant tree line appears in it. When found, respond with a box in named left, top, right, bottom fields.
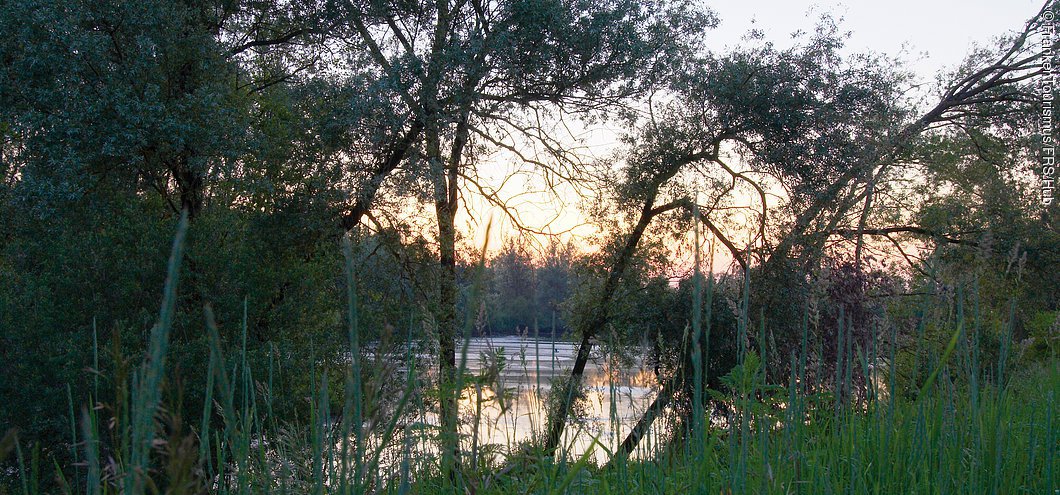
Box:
left=481, top=238, right=575, bottom=336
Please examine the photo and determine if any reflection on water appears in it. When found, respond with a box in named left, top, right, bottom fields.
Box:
left=341, top=335, right=669, bottom=487
left=446, top=336, right=659, bottom=464
left=330, top=336, right=677, bottom=487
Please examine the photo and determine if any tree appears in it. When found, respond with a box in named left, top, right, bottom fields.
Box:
left=533, top=238, right=576, bottom=332
left=332, top=0, right=713, bottom=468
left=542, top=5, right=1050, bottom=455
left=488, top=238, right=536, bottom=333
left=0, top=0, right=344, bottom=465
left=539, top=19, right=905, bottom=453
left=0, top=0, right=329, bottom=221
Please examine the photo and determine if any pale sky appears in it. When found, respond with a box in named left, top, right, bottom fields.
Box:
left=707, top=0, right=1043, bottom=78
left=464, top=0, right=1047, bottom=257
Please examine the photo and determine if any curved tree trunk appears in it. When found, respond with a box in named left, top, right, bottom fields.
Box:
left=616, top=373, right=678, bottom=458
left=541, top=192, right=685, bottom=454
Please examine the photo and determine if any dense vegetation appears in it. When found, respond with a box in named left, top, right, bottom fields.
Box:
left=0, top=0, right=1057, bottom=493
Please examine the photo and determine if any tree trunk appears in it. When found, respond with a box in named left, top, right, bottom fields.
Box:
left=616, top=373, right=678, bottom=458
left=436, top=198, right=459, bottom=466
left=427, top=118, right=461, bottom=470
left=171, top=151, right=204, bottom=220
left=541, top=193, right=685, bottom=454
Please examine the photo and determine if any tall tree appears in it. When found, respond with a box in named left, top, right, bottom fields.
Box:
left=333, top=0, right=713, bottom=467
left=540, top=21, right=905, bottom=453
left=0, top=0, right=341, bottom=460
left=542, top=5, right=1050, bottom=455
left=489, top=238, right=536, bottom=333
left=0, top=0, right=328, bottom=220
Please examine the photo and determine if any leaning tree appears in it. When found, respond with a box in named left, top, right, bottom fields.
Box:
left=541, top=4, right=1051, bottom=457
left=328, top=0, right=713, bottom=469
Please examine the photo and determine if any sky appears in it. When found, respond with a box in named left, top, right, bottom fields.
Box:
left=464, top=0, right=1047, bottom=257
left=707, top=0, right=1043, bottom=77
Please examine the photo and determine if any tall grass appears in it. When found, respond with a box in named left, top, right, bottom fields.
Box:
left=4, top=218, right=1058, bottom=495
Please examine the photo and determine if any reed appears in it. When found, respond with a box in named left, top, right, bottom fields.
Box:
left=7, top=216, right=1057, bottom=495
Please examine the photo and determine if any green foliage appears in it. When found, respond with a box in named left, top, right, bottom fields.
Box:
left=1024, top=311, right=1059, bottom=360
left=6, top=242, right=1055, bottom=493
left=0, top=0, right=1055, bottom=493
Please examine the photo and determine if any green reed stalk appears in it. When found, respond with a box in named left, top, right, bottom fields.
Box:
left=126, top=210, right=187, bottom=494
left=691, top=197, right=704, bottom=441
left=342, top=235, right=364, bottom=495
